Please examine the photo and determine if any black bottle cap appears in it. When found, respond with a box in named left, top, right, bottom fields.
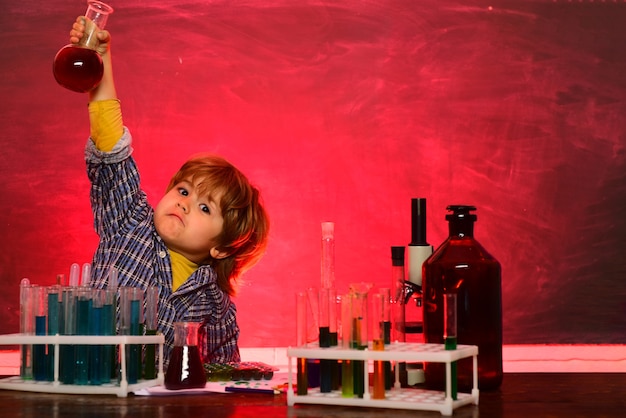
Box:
left=391, top=246, right=405, bottom=266
left=445, top=205, right=477, bottom=237
left=445, top=205, right=477, bottom=222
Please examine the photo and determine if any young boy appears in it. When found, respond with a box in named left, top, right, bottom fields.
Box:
left=69, top=17, right=269, bottom=366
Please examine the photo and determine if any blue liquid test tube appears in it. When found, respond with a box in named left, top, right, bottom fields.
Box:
left=89, top=289, right=104, bottom=385
left=100, top=288, right=116, bottom=383
left=75, top=288, right=92, bottom=385
left=32, top=286, right=48, bottom=381
left=60, top=286, right=76, bottom=384
left=120, top=287, right=143, bottom=384
left=47, top=284, right=61, bottom=381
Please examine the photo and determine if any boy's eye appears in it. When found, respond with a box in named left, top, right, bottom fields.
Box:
left=178, top=187, right=189, bottom=196
left=200, top=204, right=211, bottom=214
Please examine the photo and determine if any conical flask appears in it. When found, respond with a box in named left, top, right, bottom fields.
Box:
left=164, top=322, right=207, bottom=390
left=52, top=1, right=114, bottom=93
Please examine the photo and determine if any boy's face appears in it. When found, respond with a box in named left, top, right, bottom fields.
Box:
left=154, top=179, right=226, bottom=264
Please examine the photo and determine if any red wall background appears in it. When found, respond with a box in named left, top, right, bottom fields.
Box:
left=0, top=0, right=625, bottom=347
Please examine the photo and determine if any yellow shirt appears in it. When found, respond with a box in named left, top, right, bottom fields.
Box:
left=88, top=99, right=124, bottom=152
left=170, top=250, right=198, bottom=291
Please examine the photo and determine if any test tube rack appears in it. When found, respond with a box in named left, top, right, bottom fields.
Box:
left=286, top=342, right=479, bottom=416
left=0, top=333, right=165, bottom=397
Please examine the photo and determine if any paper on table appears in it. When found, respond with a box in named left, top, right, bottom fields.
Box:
left=134, top=372, right=289, bottom=396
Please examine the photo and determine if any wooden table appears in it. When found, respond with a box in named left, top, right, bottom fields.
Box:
left=0, top=373, right=624, bottom=417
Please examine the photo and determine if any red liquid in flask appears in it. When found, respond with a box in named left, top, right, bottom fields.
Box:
left=164, top=345, right=206, bottom=390
left=52, top=45, right=104, bottom=93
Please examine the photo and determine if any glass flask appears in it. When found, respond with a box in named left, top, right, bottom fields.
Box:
left=422, top=205, right=502, bottom=391
left=164, top=322, right=207, bottom=390
left=52, top=1, right=114, bottom=93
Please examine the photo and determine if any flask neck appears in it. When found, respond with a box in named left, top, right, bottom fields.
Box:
left=448, top=219, right=475, bottom=238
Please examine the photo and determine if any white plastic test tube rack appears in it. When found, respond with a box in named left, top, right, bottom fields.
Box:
left=0, top=333, right=164, bottom=397
left=286, top=342, right=479, bottom=416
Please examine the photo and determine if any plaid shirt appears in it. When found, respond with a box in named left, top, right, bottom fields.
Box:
left=84, top=128, right=240, bottom=366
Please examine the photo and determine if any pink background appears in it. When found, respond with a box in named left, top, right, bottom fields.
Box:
left=1, top=0, right=625, bottom=347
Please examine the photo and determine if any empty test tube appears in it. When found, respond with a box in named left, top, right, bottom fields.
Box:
left=19, top=278, right=33, bottom=380
left=69, top=263, right=80, bottom=287
left=296, top=291, right=308, bottom=395
left=81, top=263, right=92, bottom=287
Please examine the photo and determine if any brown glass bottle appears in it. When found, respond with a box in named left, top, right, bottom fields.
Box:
left=422, top=205, right=502, bottom=391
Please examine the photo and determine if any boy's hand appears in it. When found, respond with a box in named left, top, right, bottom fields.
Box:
left=69, top=16, right=111, bottom=56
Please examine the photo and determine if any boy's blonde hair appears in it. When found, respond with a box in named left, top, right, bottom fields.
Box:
left=166, top=154, right=269, bottom=296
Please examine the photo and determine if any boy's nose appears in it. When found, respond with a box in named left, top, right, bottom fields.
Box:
left=177, top=201, right=188, bottom=213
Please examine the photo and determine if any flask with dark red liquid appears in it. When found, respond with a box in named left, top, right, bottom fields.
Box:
left=422, top=205, right=502, bottom=391
left=52, top=1, right=113, bottom=93
left=164, top=322, right=207, bottom=390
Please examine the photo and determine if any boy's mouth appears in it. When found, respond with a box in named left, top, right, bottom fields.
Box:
left=170, top=212, right=184, bottom=224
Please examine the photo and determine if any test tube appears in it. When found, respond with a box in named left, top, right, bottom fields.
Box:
left=19, top=278, right=33, bottom=380
left=60, top=286, right=76, bottom=384
left=81, top=263, right=92, bottom=287
left=74, top=287, right=92, bottom=385
left=379, top=287, right=393, bottom=389
left=32, top=286, right=48, bottom=381
left=318, top=288, right=332, bottom=393
left=320, top=222, right=335, bottom=289
left=328, top=288, right=340, bottom=390
left=390, top=247, right=409, bottom=387
left=318, top=288, right=331, bottom=347
left=371, top=293, right=386, bottom=399
left=340, top=293, right=353, bottom=398
left=120, top=287, right=143, bottom=384
left=47, top=284, right=61, bottom=382
left=144, top=286, right=159, bottom=380
left=107, top=266, right=118, bottom=293
left=306, top=287, right=320, bottom=342
left=48, top=283, right=62, bottom=339
left=89, top=289, right=104, bottom=385
left=69, top=263, right=80, bottom=287
left=350, top=284, right=369, bottom=398
left=296, top=291, right=308, bottom=395
left=100, top=287, right=116, bottom=383
left=306, top=287, right=320, bottom=388
left=444, top=293, right=458, bottom=400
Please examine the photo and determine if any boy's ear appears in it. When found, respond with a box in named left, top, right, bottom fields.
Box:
left=210, top=247, right=229, bottom=260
